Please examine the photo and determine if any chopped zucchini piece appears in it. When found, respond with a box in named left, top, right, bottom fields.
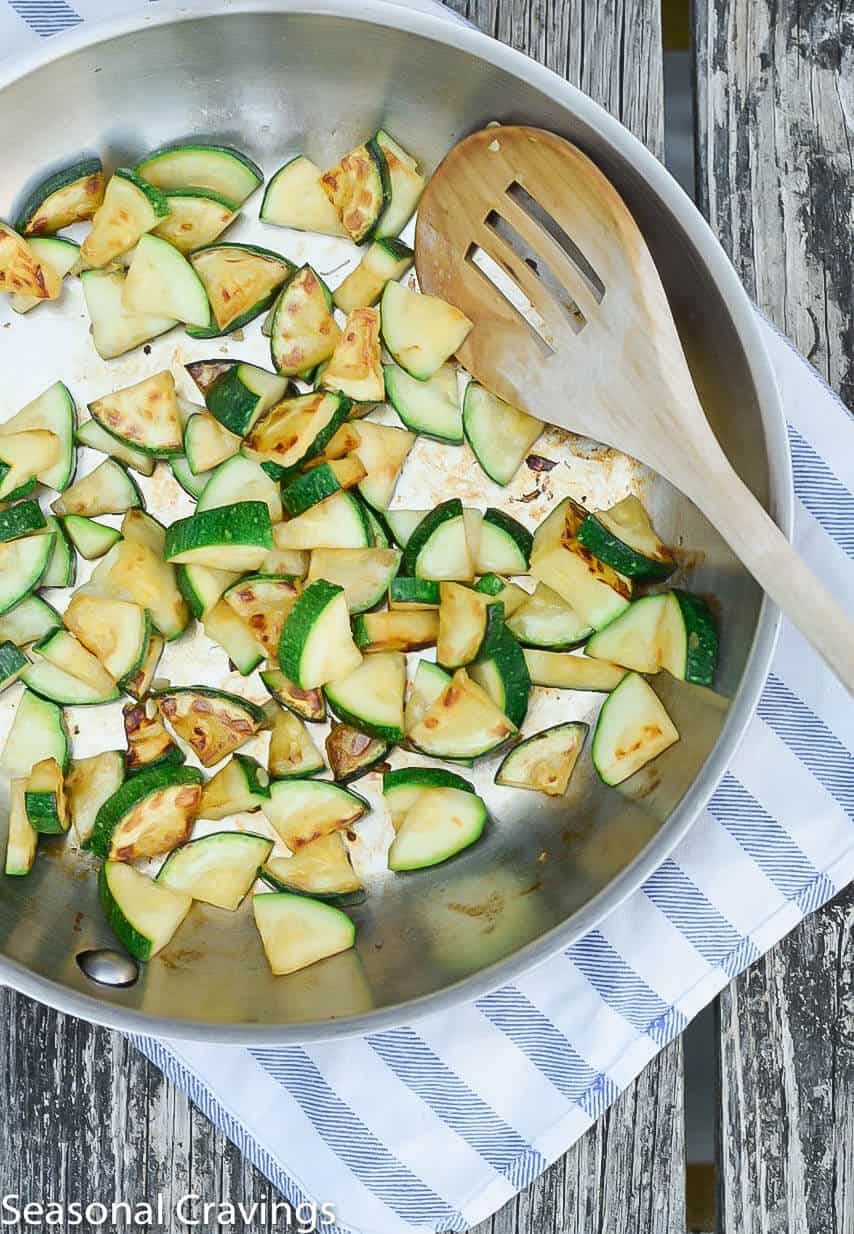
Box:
left=278, top=580, right=362, bottom=689
left=1, top=688, right=68, bottom=779
left=334, top=239, right=413, bottom=314
left=523, top=648, right=627, bottom=692
left=77, top=417, right=154, bottom=477
left=0, top=500, right=45, bottom=542
left=0, top=429, right=59, bottom=500
left=99, top=860, right=192, bottom=960
left=381, top=280, right=473, bottom=380
left=389, top=576, right=440, bottom=610
left=260, top=667, right=326, bottom=723
left=158, top=832, right=273, bottom=910
left=476, top=508, right=532, bottom=574
left=185, top=359, right=236, bottom=400
left=468, top=604, right=531, bottom=728
left=268, top=706, right=325, bottom=779
left=404, top=659, right=451, bottom=733
left=63, top=593, right=151, bottom=683
left=153, top=187, right=239, bottom=253
left=198, top=753, right=270, bottom=820
left=275, top=490, right=373, bottom=551
left=40, top=517, right=75, bottom=588
left=123, top=632, right=164, bottom=701
left=507, top=583, right=592, bottom=649
left=183, top=413, right=240, bottom=474
left=188, top=242, right=292, bottom=337
left=530, top=537, right=631, bottom=631
left=463, top=384, right=542, bottom=486
left=176, top=563, right=240, bottom=620
left=584, top=594, right=669, bottom=674
left=87, top=764, right=203, bottom=859
left=203, top=362, right=290, bottom=438
left=325, top=650, right=406, bottom=741
left=261, top=779, right=368, bottom=849
left=0, top=533, right=55, bottom=613
left=384, top=361, right=462, bottom=443
left=352, top=420, right=415, bottom=510
left=80, top=268, right=176, bottom=359
left=121, top=507, right=166, bottom=554
left=321, top=140, right=390, bottom=244
left=61, top=515, right=122, bottom=560
left=0, top=381, right=76, bottom=491
left=123, top=234, right=212, bottom=328
left=80, top=169, right=170, bottom=268
left=0, top=596, right=60, bottom=647
left=0, top=222, right=61, bottom=299
left=66, top=750, right=125, bottom=845
left=223, top=574, right=300, bottom=659
left=88, top=370, right=183, bottom=457
left=171, top=456, right=209, bottom=498
left=9, top=236, right=80, bottom=313
left=254, top=892, right=355, bottom=975
left=658, top=590, right=718, bottom=686
left=196, top=456, right=282, bottom=524
left=260, top=155, right=347, bottom=235
left=51, top=459, right=141, bottom=518
left=123, top=701, right=185, bottom=775
left=307, top=547, right=401, bottom=613
left=325, top=723, right=388, bottom=783
left=270, top=265, right=341, bottom=378
left=407, top=667, right=516, bottom=760
left=24, top=757, right=68, bottom=835
left=87, top=539, right=189, bottom=642
left=259, top=832, right=363, bottom=902
left=592, top=672, right=679, bottom=785
left=164, top=501, right=273, bottom=571
left=137, top=143, right=262, bottom=204
left=154, top=686, right=266, bottom=767
left=576, top=495, right=675, bottom=579
left=388, top=784, right=486, bottom=871
left=473, top=573, right=528, bottom=614
left=5, top=780, right=37, bottom=876
left=16, top=157, right=104, bottom=235
left=203, top=601, right=265, bottom=676
left=496, top=722, right=587, bottom=796
left=374, top=130, right=425, bottom=238
left=243, top=391, right=350, bottom=475
left=281, top=457, right=367, bottom=517
left=437, top=582, right=492, bottom=669
left=353, top=609, right=438, bottom=653
left=321, top=308, right=385, bottom=403
left=29, top=628, right=118, bottom=700
left=401, top=499, right=473, bottom=581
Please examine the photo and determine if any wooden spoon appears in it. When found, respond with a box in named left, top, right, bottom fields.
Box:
left=415, top=125, right=854, bottom=690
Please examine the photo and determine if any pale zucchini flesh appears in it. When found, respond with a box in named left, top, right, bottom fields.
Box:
left=407, top=667, right=516, bottom=759
left=0, top=381, right=76, bottom=491
left=260, top=156, right=347, bottom=236
left=253, top=892, right=355, bottom=976
left=99, top=860, right=192, bottom=961
left=523, top=648, right=627, bottom=692
left=463, top=384, right=542, bottom=486
left=66, top=751, right=125, bottom=845
left=592, top=672, right=679, bottom=785
left=123, top=234, right=212, bottom=329
left=324, top=650, right=406, bottom=742
left=158, top=832, right=273, bottom=911
left=81, top=269, right=177, bottom=360
left=381, top=280, right=473, bottom=380
left=268, top=707, right=326, bottom=779
left=388, top=786, right=487, bottom=871
left=261, top=778, right=368, bottom=849
left=352, top=420, right=415, bottom=510
left=496, top=722, right=587, bottom=796
left=307, top=547, right=401, bottom=613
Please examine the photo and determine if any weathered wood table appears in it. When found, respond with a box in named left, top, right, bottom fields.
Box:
left=2, top=1, right=852, bottom=1230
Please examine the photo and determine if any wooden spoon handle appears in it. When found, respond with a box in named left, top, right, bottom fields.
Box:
left=691, top=449, right=854, bottom=692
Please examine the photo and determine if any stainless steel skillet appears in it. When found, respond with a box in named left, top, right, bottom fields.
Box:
left=0, top=0, right=788, bottom=1042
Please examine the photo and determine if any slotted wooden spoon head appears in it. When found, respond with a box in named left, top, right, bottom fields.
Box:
left=415, top=125, right=704, bottom=484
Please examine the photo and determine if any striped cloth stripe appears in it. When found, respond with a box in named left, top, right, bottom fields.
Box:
left=4, top=7, right=854, bottom=1232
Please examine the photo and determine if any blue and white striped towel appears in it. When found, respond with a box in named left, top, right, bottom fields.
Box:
left=5, top=2, right=854, bottom=1230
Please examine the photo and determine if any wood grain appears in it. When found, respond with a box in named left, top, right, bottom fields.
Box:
left=0, top=3, right=684, bottom=1233
left=695, top=0, right=854, bottom=1227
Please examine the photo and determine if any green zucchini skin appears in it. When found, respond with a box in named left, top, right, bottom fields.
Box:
left=98, top=862, right=153, bottom=961
left=0, top=641, right=27, bottom=692
left=86, top=765, right=204, bottom=859
left=480, top=508, right=533, bottom=570
left=163, top=501, right=273, bottom=561
left=0, top=501, right=46, bottom=542
left=382, top=767, right=475, bottom=794
left=671, top=589, right=718, bottom=685
left=471, top=603, right=531, bottom=728
left=474, top=573, right=504, bottom=596
left=281, top=463, right=344, bottom=516
left=400, top=499, right=463, bottom=576
left=278, top=579, right=341, bottom=685
left=389, top=577, right=440, bottom=607
left=575, top=513, right=676, bottom=580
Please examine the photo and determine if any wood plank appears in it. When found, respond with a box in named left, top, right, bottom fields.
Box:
left=695, top=0, right=854, bottom=1228
left=0, top=3, right=674, bottom=1232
